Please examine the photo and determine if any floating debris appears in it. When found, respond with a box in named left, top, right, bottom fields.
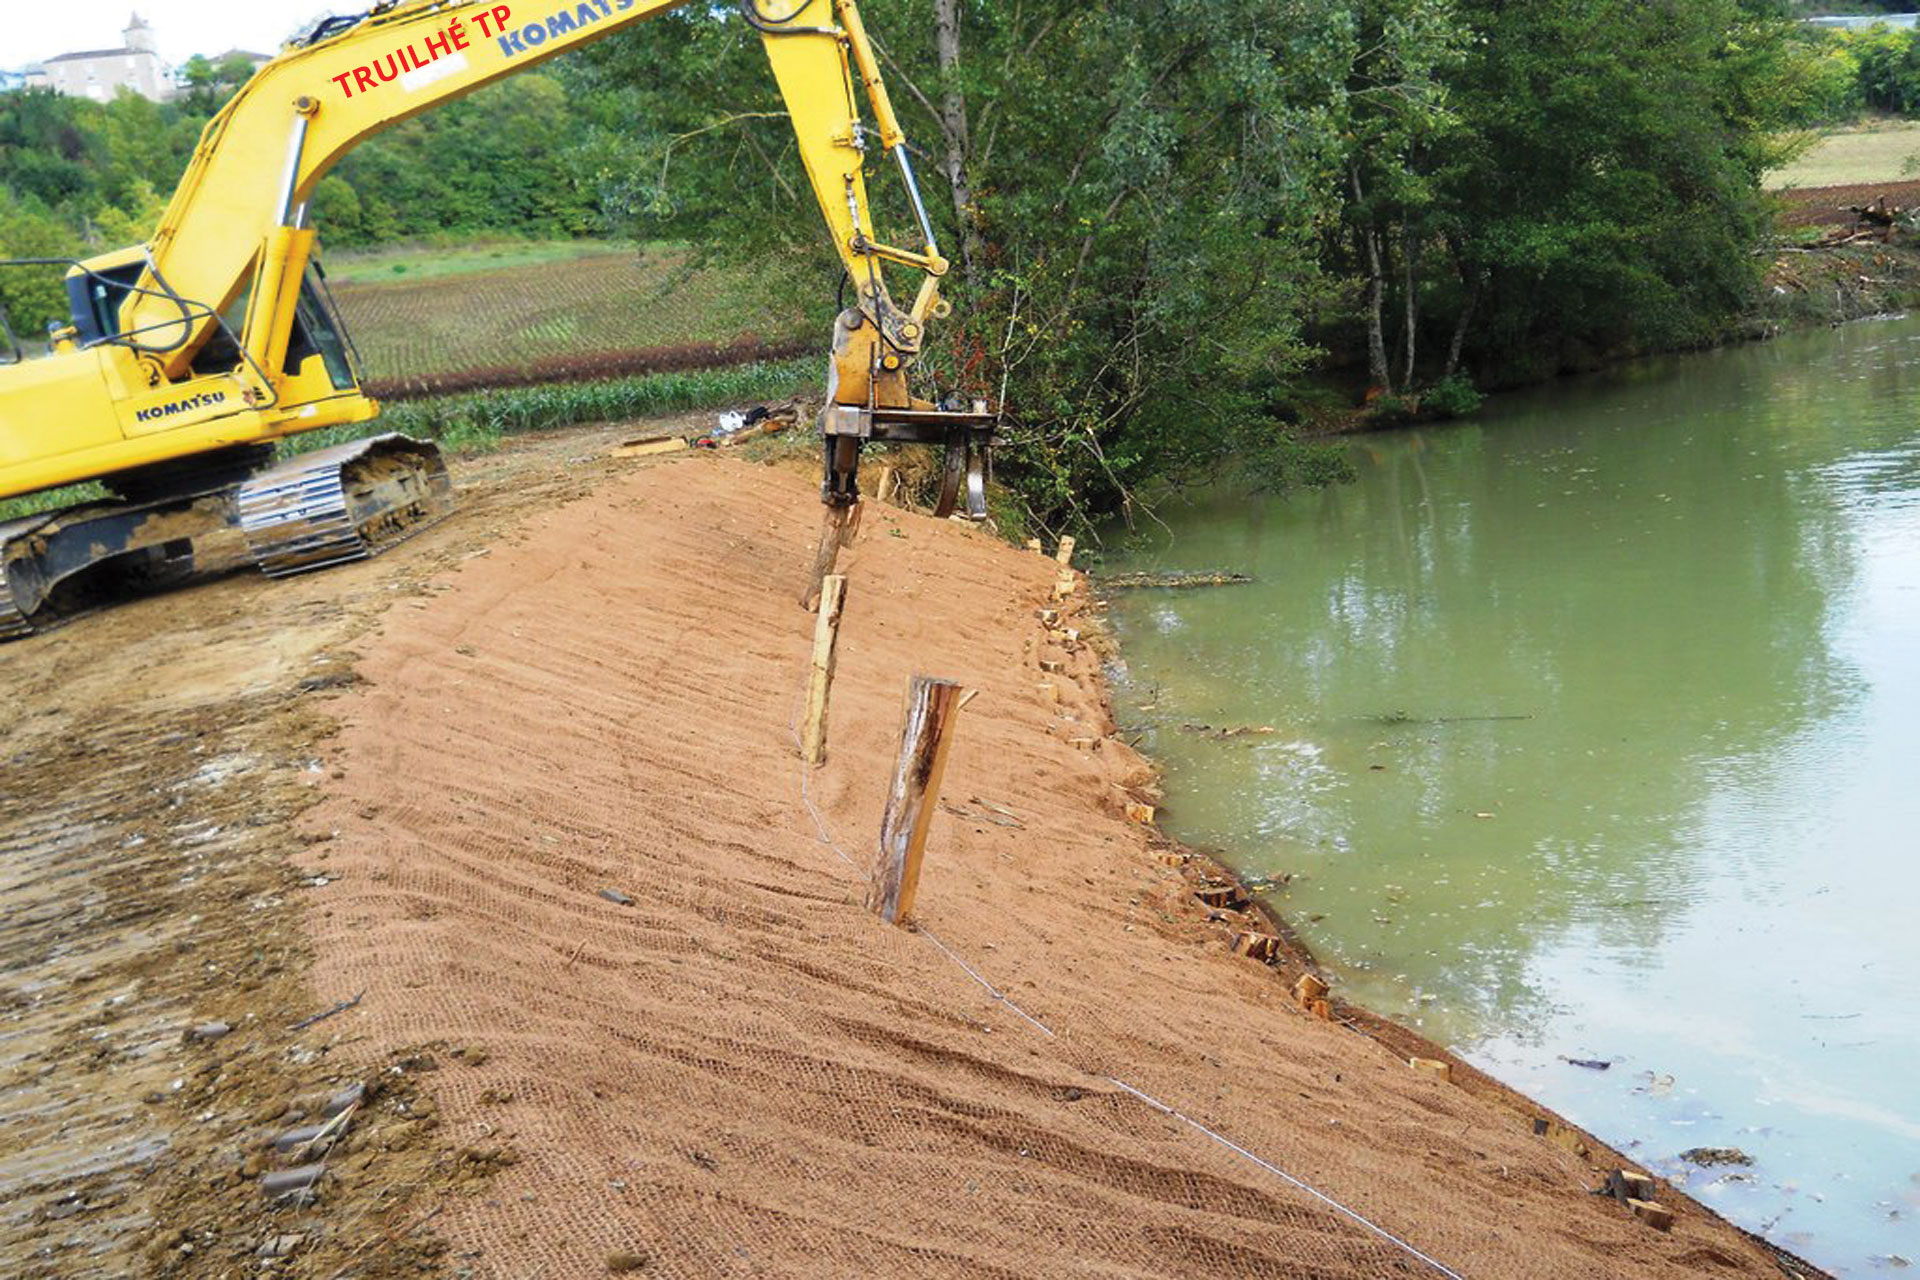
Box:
left=1101, top=570, right=1252, bottom=590
left=1680, top=1147, right=1755, bottom=1168
left=1177, top=723, right=1277, bottom=740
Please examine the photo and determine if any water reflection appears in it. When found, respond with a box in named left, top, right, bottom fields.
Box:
left=1106, top=317, right=1920, bottom=1274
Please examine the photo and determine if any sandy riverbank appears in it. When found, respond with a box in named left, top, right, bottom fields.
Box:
left=0, top=430, right=1826, bottom=1278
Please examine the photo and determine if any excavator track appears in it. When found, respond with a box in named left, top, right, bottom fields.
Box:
left=0, top=517, right=36, bottom=640
left=0, top=435, right=451, bottom=641
left=238, top=435, right=452, bottom=577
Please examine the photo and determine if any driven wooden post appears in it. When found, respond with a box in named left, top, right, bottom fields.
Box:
left=874, top=466, right=900, bottom=506
left=802, top=504, right=854, bottom=610
left=801, top=575, right=847, bottom=765
left=1052, top=535, right=1078, bottom=601
left=867, top=677, right=966, bottom=925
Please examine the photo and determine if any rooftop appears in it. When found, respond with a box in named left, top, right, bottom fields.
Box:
left=42, top=48, right=152, bottom=64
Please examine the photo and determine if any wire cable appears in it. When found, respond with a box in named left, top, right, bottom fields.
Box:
left=785, top=669, right=1469, bottom=1278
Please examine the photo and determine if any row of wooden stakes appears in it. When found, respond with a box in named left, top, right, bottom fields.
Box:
left=1185, top=862, right=1681, bottom=1236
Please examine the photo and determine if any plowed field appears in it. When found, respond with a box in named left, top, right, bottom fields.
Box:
left=330, top=248, right=808, bottom=391
left=1777, top=179, right=1920, bottom=228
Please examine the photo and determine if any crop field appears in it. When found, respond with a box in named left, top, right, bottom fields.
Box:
left=1768, top=120, right=1920, bottom=190
left=327, top=243, right=814, bottom=396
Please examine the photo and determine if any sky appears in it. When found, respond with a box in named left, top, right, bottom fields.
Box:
left=9, top=2, right=338, bottom=68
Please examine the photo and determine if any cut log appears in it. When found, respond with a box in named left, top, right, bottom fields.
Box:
left=1292, top=973, right=1329, bottom=1006
left=874, top=466, right=900, bottom=506
left=1232, top=932, right=1281, bottom=963
left=1629, top=1199, right=1674, bottom=1232
left=1101, top=570, right=1252, bottom=590
left=1194, top=883, right=1246, bottom=911
left=1606, top=1169, right=1658, bottom=1203
left=613, top=435, right=689, bottom=458
left=1055, top=536, right=1076, bottom=566
left=867, top=677, right=967, bottom=925
left=1409, top=1057, right=1452, bottom=1082
left=801, top=575, right=847, bottom=766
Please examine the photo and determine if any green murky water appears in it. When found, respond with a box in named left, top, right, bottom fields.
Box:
left=1105, top=317, right=1920, bottom=1276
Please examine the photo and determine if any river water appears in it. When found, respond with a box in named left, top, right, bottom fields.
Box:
left=1103, top=317, right=1920, bottom=1275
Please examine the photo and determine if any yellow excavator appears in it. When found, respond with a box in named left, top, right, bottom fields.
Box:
left=0, top=0, right=991, bottom=639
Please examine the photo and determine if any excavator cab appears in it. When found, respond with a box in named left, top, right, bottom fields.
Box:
left=0, top=246, right=446, bottom=639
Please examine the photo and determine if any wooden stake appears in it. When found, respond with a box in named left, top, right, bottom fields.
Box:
left=1055, top=536, right=1076, bottom=566
left=839, top=498, right=864, bottom=548
left=802, top=505, right=852, bottom=610
left=868, top=677, right=966, bottom=925
left=801, top=575, right=847, bottom=765
left=1292, top=973, right=1329, bottom=1007
left=875, top=466, right=899, bottom=506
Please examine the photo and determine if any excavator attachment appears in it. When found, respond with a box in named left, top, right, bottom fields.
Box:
left=0, top=435, right=451, bottom=640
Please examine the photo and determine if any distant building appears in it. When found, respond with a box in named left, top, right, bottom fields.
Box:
left=0, top=68, right=28, bottom=93
left=25, top=13, right=172, bottom=102
left=1805, top=14, right=1920, bottom=31
left=208, top=49, right=273, bottom=74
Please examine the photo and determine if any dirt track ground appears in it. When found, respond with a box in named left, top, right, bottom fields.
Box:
left=0, top=425, right=1828, bottom=1278
left=1777, top=178, right=1920, bottom=228
left=0, top=424, right=680, bottom=1278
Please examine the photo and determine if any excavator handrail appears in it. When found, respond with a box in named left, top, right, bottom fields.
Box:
left=0, top=255, right=284, bottom=409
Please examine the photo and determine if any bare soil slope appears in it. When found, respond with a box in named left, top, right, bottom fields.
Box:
left=302, top=455, right=1805, bottom=1279
left=0, top=423, right=703, bottom=1278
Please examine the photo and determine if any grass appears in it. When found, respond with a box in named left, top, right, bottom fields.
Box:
left=0, top=481, right=109, bottom=524
left=1768, top=119, right=1920, bottom=190
left=322, top=236, right=650, bottom=285
left=286, top=358, right=820, bottom=458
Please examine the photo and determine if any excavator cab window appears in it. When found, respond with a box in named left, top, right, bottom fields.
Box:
left=283, top=266, right=357, bottom=391
left=65, top=263, right=146, bottom=346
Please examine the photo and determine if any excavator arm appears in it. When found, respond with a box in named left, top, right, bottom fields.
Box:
left=131, top=0, right=953, bottom=404
left=0, top=0, right=993, bottom=639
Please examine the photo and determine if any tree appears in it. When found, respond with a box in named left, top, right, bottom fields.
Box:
left=0, top=190, right=76, bottom=341
left=568, top=0, right=1360, bottom=527
left=1424, top=0, right=1811, bottom=383
left=176, top=53, right=263, bottom=114
left=1336, top=0, right=1466, bottom=395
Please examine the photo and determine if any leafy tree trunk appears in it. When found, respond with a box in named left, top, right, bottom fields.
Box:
left=1351, top=167, right=1393, bottom=394
left=1401, top=226, right=1419, bottom=389
left=932, top=0, right=984, bottom=283
left=1444, top=239, right=1481, bottom=380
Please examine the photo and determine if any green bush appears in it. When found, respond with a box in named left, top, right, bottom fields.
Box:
left=1422, top=374, right=1483, bottom=419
